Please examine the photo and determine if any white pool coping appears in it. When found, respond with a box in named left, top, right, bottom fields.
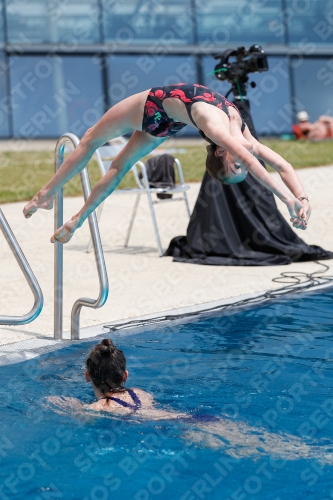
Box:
left=1, top=278, right=332, bottom=367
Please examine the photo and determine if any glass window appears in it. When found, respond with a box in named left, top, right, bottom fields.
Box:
left=202, top=55, right=293, bottom=135
left=0, top=2, right=5, bottom=47
left=0, top=53, right=10, bottom=137
left=107, top=55, right=198, bottom=104
left=285, top=0, right=333, bottom=45
left=107, top=55, right=199, bottom=136
left=10, top=56, right=104, bottom=138
left=102, top=0, right=194, bottom=45
left=195, top=0, right=285, bottom=45
left=292, top=57, right=333, bottom=121
left=6, top=0, right=101, bottom=44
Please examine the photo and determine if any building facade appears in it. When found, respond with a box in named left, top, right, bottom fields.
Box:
left=0, top=0, right=332, bottom=137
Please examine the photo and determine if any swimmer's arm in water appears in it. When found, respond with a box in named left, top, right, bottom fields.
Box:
left=46, top=396, right=86, bottom=416
left=48, top=396, right=84, bottom=407
left=243, top=126, right=310, bottom=229
left=47, top=390, right=184, bottom=420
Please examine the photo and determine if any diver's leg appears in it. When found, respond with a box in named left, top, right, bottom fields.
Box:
left=23, top=92, right=147, bottom=219
left=50, top=131, right=167, bottom=244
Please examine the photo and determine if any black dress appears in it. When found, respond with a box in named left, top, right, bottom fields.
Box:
left=165, top=101, right=333, bottom=266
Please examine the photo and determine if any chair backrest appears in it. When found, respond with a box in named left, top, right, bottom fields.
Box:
left=98, top=136, right=127, bottom=159
left=95, top=137, right=128, bottom=176
left=95, top=137, right=186, bottom=193
left=95, top=137, right=146, bottom=189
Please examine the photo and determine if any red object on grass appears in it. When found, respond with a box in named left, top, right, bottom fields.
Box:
left=292, top=124, right=306, bottom=139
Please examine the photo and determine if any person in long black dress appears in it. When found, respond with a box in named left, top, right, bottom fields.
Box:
left=165, top=98, right=333, bottom=265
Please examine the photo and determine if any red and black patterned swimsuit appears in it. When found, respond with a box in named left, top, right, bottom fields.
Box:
left=142, top=83, right=246, bottom=141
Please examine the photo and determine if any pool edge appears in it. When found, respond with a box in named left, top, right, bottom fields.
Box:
left=1, top=278, right=332, bottom=366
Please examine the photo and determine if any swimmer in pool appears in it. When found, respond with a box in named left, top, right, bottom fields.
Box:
left=23, top=83, right=310, bottom=242
left=84, top=338, right=176, bottom=418
left=50, top=338, right=182, bottom=420
left=48, top=338, right=333, bottom=465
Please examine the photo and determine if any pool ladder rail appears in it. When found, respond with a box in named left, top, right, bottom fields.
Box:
left=54, top=133, right=109, bottom=341
left=0, top=209, right=44, bottom=325
left=0, top=133, right=108, bottom=339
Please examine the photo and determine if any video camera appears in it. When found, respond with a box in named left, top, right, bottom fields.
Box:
left=213, top=45, right=268, bottom=99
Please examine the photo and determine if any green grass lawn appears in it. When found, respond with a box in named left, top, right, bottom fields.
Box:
left=0, top=139, right=332, bottom=204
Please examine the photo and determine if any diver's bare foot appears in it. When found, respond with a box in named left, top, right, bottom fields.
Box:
left=23, top=192, right=54, bottom=219
left=51, top=216, right=80, bottom=244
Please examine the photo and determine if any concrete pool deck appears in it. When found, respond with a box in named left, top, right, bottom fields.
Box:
left=1, top=160, right=333, bottom=347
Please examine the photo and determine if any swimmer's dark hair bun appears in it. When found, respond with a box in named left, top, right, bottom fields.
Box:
left=86, top=338, right=126, bottom=392
left=100, top=338, right=115, bottom=354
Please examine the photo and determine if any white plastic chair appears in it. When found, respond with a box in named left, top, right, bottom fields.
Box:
left=87, top=137, right=191, bottom=256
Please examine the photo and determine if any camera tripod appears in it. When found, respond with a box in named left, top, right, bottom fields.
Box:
left=227, top=80, right=258, bottom=139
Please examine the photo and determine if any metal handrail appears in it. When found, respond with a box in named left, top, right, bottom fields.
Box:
left=0, top=209, right=43, bottom=325
left=54, top=133, right=109, bottom=341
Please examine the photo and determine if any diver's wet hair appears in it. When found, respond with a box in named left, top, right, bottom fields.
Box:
left=205, top=144, right=231, bottom=185
left=86, top=339, right=126, bottom=394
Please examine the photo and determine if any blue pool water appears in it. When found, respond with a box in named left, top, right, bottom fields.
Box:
left=1, top=287, right=333, bottom=499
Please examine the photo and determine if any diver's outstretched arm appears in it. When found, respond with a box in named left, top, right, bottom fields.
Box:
left=243, top=126, right=311, bottom=228
left=204, top=123, right=308, bottom=228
